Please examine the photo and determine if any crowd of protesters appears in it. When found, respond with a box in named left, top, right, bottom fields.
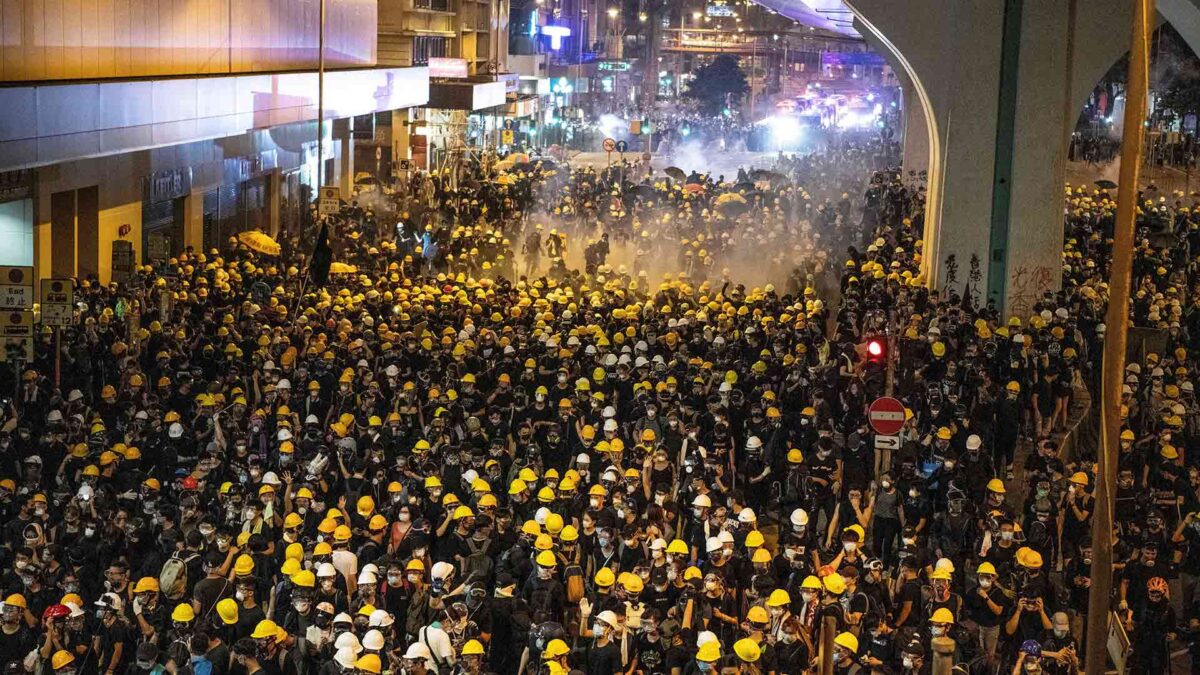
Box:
left=0, top=129, right=1198, bottom=675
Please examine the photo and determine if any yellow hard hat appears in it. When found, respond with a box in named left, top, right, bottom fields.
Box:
left=696, top=642, right=722, bottom=662
left=594, top=567, right=616, bottom=587
left=233, top=554, right=255, bottom=576
left=535, top=550, right=557, bottom=567
left=461, top=639, right=485, bottom=656
left=977, top=562, right=997, bottom=576
left=216, top=598, right=239, bottom=625
left=51, top=651, right=75, bottom=670
left=930, top=607, right=955, bottom=624
left=250, top=619, right=280, bottom=639
left=354, top=654, right=382, bottom=674
left=171, top=603, right=196, bottom=622
left=986, top=478, right=1006, bottom=494
left=767, top=589, right=791, bottom=607
left=834, top=632, right=859, bottom=653
left=733, top=638, right=761, bottom=662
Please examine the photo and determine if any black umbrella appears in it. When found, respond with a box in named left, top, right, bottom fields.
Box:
left=664, top=167, right=687, bottom=182
left=1094, top=179, right=1117, bottom=189
left=749, top=169, right=783, bottom=182
left=627, top=184, right=657, bottom=201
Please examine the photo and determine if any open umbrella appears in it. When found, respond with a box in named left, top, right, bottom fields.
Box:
left=329, top=262, right=358, bottom=275
left=1094, top=179, right=1117, bottom=189
left=627, top=184, right=657, bottom=201
left=237, top=231, right=281, bottom=256
left=683, top=183, right=705, bottom=194
left=715, top=192, right=747, bottom=206
left=716, top=200, right=751, bottom=218
left=664, top=167, right=687, bottom=182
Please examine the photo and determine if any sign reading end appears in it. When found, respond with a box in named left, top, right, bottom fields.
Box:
left=868, top=396, right=906, bottom=436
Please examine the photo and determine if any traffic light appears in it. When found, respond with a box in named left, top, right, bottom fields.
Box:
left=858, top=336, right=887, bottom=366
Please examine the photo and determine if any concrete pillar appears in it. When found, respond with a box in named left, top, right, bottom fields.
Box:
left=1004, top=1, right=1070, bottom=318
left=184, top=189, right=205, bottom=252
left=845, top=0, right=1137, bottom=315
left=267, top=169, right=282, bottom=238
left=339, top=135, right=354, bottom=196
left=393, top=109, right=412, bottom=175
left=900, top=76, right=930, bottom=184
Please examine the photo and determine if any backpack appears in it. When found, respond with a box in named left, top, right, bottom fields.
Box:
left=463, top=537, right=493, bottom=584
left=564, top=564, right=585, bottom=603
left=160, top=552, right=199, bottom=601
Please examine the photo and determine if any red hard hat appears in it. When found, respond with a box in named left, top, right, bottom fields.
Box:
left=42, top=604, right=70, bottom=621
left=181, top=477, right=199, bottom=490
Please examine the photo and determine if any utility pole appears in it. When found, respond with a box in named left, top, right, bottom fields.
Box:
left=1085, top=1, right=1153, bottom=673
left=317, top=0, right=326, bottom=191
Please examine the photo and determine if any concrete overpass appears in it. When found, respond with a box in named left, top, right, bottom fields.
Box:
left=755, top=0, right=1200, bottom=317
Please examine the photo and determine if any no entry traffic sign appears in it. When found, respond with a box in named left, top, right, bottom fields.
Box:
left=868, top=396, right=906, bottom=436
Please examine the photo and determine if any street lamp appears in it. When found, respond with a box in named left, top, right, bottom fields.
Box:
left=607, top=7, right=619, bottom=18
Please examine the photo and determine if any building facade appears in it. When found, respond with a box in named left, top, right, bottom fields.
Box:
left=0, top=0, right=429, bottom=286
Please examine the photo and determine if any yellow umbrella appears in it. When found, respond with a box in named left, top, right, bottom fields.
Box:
left=237, top=231, right=281, bottom=256
left=329, top=262, right=358, bottom=275
left=714, top=192, right=747, bottom=206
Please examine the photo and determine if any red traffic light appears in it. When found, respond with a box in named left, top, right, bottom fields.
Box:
left=867, top=340, right=884, bottom=357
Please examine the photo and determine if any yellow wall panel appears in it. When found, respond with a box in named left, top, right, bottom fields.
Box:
left=97, top=201, right=140, bottom=286
left=1, top=0, right=376, bottom=81
left=44, top=0, right=62, bottom=79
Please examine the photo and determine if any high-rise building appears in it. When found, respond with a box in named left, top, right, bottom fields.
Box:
left=0, top=0, right=430, bottom=285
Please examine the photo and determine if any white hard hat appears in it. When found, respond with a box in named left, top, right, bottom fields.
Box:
left=168, top=423, right=184, bottom=439
left=368, top=609, right=394, bottom=627
left=745, top=436, right=763, bottom=450
left=333, top=648, right=357, bottom=669
left=362, top=629, right=385, bottom=650
left=705, top=537, right=723, bottom=553
left=738, top=508, right=757, bottom=523
left=791, top=508, right=809, bottom=527
left=692, top=494, right=712, bottom=508
left=966, top=434, right=982, bottom=450
left=402, top=642, right=432, bottom=663
left=276, top=378, right=291, bottom=390
left=357, top=570, right=378, bottom=585
left=316, top=563, right=337, bottom=578
left=334, top=632, right=362, bottom=653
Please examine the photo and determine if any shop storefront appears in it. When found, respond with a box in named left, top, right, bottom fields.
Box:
left=0, top=171, right=35, bottom=267
left=142, top=168, right=191, bottom=264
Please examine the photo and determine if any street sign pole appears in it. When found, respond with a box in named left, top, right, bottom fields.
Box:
left=54, top=327, right=60, bottom=389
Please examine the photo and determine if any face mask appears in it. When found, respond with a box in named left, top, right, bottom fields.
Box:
left=903, top=657, right=914, bottom=669
left=591, top=623, right=605, bottom=638
left=931, top=626, right=945, bottom=636
left=407, top=573, right=421, bottom=584
left=979, top=578, right=992, bottom=589
left=293, top=600, right=310, bottom=614
left=1053, top=628, right=1068, bottom=638
left=235, top=590, right=246, bottom=601
left=1000, top=532, right=1014, bottom=542
left=881, top=481, right=892, bottom=490
left=843, top=542, right=857, bottom=553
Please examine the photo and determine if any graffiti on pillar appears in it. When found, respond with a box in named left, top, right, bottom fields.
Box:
left=967, top=254, right=982, bottom=307
left=942, top=254, right=959, bottom=292
left=1008, top=264, right=1053, bottom=318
